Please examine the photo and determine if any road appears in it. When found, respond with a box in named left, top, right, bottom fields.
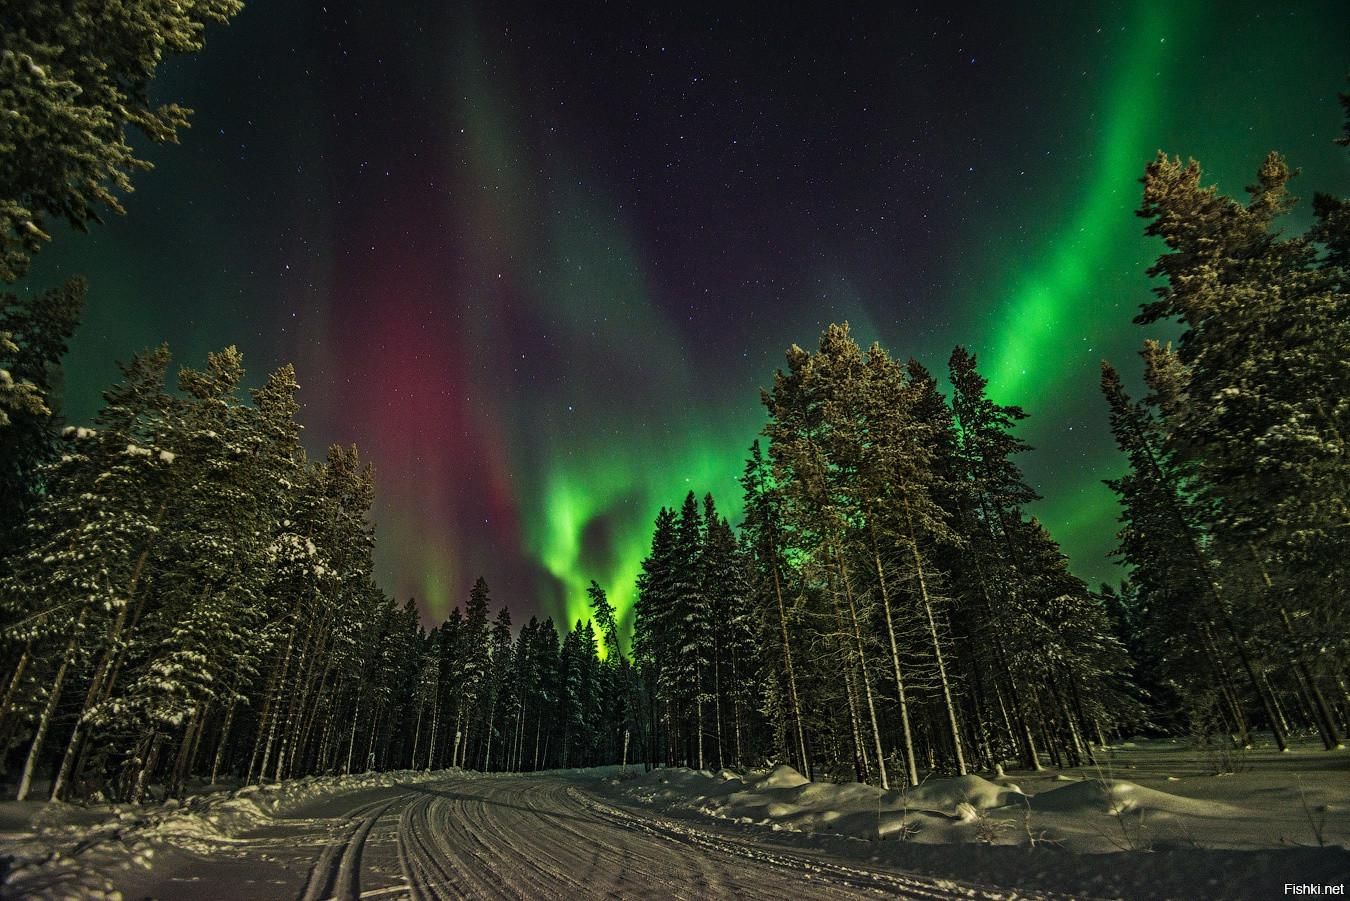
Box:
left=256, top=772, right=1034, bottom=900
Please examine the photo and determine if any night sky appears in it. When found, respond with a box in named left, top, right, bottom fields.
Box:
left=19, top=1, right=1348, bottom=636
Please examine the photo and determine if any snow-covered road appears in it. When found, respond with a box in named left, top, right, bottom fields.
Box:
left=288, top=773, right=1029, bottom=900
left=15, top=744, right=1344, bottom=900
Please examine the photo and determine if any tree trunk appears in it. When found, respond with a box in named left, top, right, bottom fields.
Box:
left=868, top=520, right=919, bottom=786
left=901, top=498, right=967, bottom=776
left=273, top=619, right=322, bottom=782
left=1200, top=621, right=1250, bottom=745
left=285, top=632, right=335, bottom=780
left=171, top=709, right=203, bottom=798
left=484, top=693, right=498, bottom=772
left=365, top=703, right=383, bottom=772
left=533, top=707, right=542, bottom=771
left=426, top=701, right=439, bottom=770
left=512, top=696, right=525, bottom=772
left=730, top=649, right=744, bottom=770
left=835, top=605, right=868, bottom=782
left=50, top=522, right=166, bottom=802
left=1260, top=670, right=1292, bottom=738
left=247, top=620, right=297, bottom=784
left=712, top=633, right=724, bottom=771
left=1279, top=607, right=1343, bottom=751
left=0, top=643, right=32, bottom=744
left=1131, top=413, right=1287, bottom=752
left=834, top=548, right=889, bottom=789
left=345, top=692, right=361, bottom=775
left=695, top=694, right=704, bottom=771
left=131, top=732, right=163, bottom=805
left=769, top=563, right=810, bottom=778
left=16, top=612, right=85, bottom=801
left=211, top=697, right=240, bottom=785
left=963, top=532, right=1040, bottom=769
left=410, top=696, right=424, bottom=770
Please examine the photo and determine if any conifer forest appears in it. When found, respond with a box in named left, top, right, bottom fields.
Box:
left=0, top=2, right=1347, bottom=898
left=4, top=132, right=1348, bottom=803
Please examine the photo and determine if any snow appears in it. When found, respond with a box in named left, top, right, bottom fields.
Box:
left=611, top=740, right=1348, bottom=853
left=0, top=768, right=460, bottom=900
left=2, top=740, right=1346, bottom=899
left=597, top=737, right=1350, bottom=896
left=749, top=763, right=810, bottom=789
left=1026, top=777, right=1241, bottom=818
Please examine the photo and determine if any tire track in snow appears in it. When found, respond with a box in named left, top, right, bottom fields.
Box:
left=510, top=780, right=735, bottom=899
left=397, top=790, right=470, bottom=901
left=297, top=796, right=401, bottom=901
left=386, top=774, right=1040, bottom=900
left=496, top=780, right=696, bottom=897
left=570, top=786, right=1037, bottom=900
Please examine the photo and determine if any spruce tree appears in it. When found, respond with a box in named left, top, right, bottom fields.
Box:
left=633, top=506, right=678, bottom=766
left=482, top=608, right=513, bottom=771
left=671, top=492, right=711, bottom=769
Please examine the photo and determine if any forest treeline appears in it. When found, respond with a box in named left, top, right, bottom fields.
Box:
left=633, top=335, right=1132, bottom=787
left=2, top=103, right=1347, bottom=800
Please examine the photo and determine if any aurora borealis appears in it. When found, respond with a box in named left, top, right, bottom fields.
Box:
left=19, top=2, right=1349, bottom=639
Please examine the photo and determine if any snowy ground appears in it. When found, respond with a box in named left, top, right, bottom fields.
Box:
left=0, top=739, right=1345, bottom=899
left=0, top=768, right=458, bottom=899
left=601, top=737, right=1349, bottom=898
left=0, top=768, right=1027, bottom=900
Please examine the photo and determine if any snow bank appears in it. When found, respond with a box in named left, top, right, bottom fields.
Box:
left=899, top=773, right=1026, bottom=815
left=745, top=764, right=809, bottom=789
left=0, top=768, right=458, bottom=900
left=612, top=765, right=1038, bottom=842
left=1029, top=777, right=1242, bottom=819
left=720, top=772, right=1035, bottom=841
left=607, top=752, right=1318, bottom=854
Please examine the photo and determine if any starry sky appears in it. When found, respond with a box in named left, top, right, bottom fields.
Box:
left=20, top=1, right=1349, bottom=637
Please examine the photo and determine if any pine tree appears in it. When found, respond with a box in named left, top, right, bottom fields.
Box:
left=762, top=325, right=889, bottom=787
left=0, top=0, right=243, bottom=280
left=1100, top=360, right=1284, bottom=749
left=702, top=514, right=757, bottom=769
left=2, top=346, right=176, bottom=799
left=739, top=441, right=809, bottom=776
left=0, top=332, right=44, bottom=428
left=860, top=345, right=967, bottom=779
left=69, top=347, right=274, bottom=801
left=1136, top=149, right=1348, bottom=749
left=0, top=278, right=83, bottom=543
left=557, top=621, right=587, bottom=768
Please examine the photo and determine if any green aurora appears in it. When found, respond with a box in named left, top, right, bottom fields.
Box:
left=19, top=0, right=1348, bottom=641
